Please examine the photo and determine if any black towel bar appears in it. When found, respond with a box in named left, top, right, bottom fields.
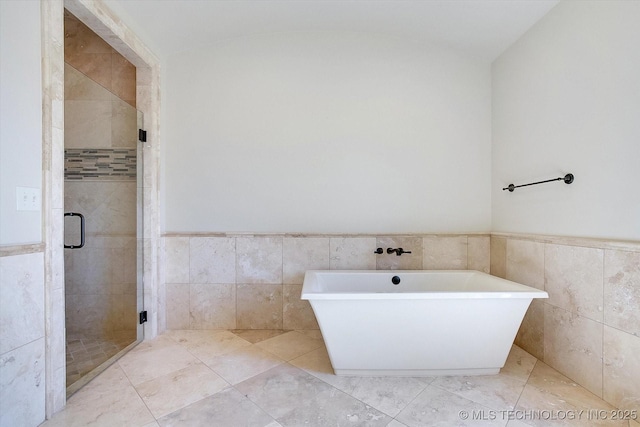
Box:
left=503, top=173, right=574, bottom=192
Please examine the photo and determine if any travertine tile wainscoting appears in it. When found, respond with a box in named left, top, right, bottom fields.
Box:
left=491, top=233, right=640, bottom=414
left=0, top=248, right=46, bottom=426
left=163, top=232, right=639, bottom=416
left=162, top=234, right=490, bottom=330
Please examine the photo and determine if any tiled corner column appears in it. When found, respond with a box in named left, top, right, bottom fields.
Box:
left=41, top=0, right=67, bottom=416
left=163, top=233, right=490, bottom=332
left=491, top=233, right=640, bottom=413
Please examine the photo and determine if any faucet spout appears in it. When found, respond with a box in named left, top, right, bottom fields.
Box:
left=387, top=248, right=412, bottom=256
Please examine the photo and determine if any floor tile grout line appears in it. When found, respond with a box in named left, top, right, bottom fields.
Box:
left=510, top=358, right=539, bottom=425
left=389, top=379, right=435, bottom=425
left=229, top=361, right=301, bottom=424
left=286, top=347, right=431, bottom=421
left=133, top=331, right=239, bottom=422
left=229, top=380, right=281, bottom=426
left=370, top=377, right=435, bottom=420
left=115, top=359, right=158, bottom=424
left=523, top=360, right=625, bottom=412
left=227, top=383, right=281, bottom=425
left=240, top=361, right=394, bottom=424
left=320, top=376, right=397, bottom=421
left=169, top=330, right=288, bottom=387
left=214, top=330, right=390, bottom=422
left=428, top=379, right=513, bottom=414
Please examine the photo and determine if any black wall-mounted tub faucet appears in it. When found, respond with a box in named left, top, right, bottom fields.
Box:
left=387, top=248, right=412, bottom=256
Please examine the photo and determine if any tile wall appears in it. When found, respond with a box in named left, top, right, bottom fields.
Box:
left=64, top=9, right=135, bottom=108
left=162, top=234, right=490, bottom=330
left=65, top=148, right=137, bottom=180
left=163, top=231, right=638, bottom=414
left=64, top=63, right=137, bottom=151
left=63, top=17, right=138, bottom=341
left=491, top=233, right=640, bottom=413
left=0, top=252, right=46, bottom=426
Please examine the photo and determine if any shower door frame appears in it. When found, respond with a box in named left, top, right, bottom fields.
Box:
left=42, top=0, right=161, bottom=417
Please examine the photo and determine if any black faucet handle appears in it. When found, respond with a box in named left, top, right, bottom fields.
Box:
left=387, top=247, right=412, bottom=256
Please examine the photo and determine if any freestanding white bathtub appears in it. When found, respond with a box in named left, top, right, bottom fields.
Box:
left=301, top=270, right=548, bottom=376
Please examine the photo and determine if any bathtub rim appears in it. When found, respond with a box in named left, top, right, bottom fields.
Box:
left=301, top=269, right=549, bottom=300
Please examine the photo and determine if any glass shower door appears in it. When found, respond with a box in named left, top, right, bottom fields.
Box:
left=63, top=61, right=144, bottom=395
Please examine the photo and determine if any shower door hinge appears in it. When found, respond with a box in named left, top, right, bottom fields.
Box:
left=138, top=129, right=147, bottom=142
left=139, top=310, right=148, bottom=324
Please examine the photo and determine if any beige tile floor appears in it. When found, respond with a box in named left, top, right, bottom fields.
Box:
left=43, top=330, right=639, bottom=427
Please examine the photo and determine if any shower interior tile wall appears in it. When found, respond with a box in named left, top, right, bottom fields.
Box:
left=490, top=235, right=640, bottom=414
left=163, top=234, right=491, bottom=330
left=64, top=63, right=137, bottom=151
left=64, top=10, right=138, bottom=342
left=64, top=148, right=137, bottom=180
left=64, top=9, right=135, bottom=108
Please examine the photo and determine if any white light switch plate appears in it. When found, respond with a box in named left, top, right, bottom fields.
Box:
left=16, top=187, right=41, bottom=211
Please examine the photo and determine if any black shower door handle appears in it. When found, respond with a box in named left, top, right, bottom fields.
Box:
left=64, top=212, right=85, bottom=249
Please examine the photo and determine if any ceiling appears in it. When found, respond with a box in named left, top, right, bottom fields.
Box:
left=105, top=0, right=559, bottom=61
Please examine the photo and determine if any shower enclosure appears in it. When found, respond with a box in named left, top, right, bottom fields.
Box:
left=63, top=10, right=144, bottom=394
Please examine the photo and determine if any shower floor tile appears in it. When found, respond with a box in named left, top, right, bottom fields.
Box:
left=46, top=330, right=634, bottom=427
left=65, top=333, right=135, bottom=387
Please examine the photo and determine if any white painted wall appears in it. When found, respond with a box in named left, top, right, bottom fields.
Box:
left=0, top=2, right=46, bottom=426
left=164, top=32, right=491, bottom=233
left=0, top=0, right=43, bottom=245
left=492, top=0, right=640, bottom=241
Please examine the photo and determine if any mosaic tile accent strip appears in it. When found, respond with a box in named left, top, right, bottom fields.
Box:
left=65, top=148, right=137, bottom=180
